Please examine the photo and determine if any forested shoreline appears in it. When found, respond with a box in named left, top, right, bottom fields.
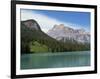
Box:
left=21, top=20, right=90, bottom=54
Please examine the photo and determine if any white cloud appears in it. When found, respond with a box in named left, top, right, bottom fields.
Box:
left=21, top=9, right=88, bottom=33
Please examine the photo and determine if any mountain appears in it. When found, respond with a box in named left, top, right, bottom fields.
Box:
left=21, top=19, right=65, bottom=53
left=47, top=24, right=90, bottom=43
left=22, top=19, right=41, bottom=31
left=21, top=19, right=90, bottom=54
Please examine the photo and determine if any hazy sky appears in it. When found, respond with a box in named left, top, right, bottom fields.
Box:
left=21, top=9, right=90, bottom=33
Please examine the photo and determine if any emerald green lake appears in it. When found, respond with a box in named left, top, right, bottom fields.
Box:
left=21, top=51, right=90, bottom=69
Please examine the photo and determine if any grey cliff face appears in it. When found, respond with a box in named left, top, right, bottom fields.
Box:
left=47, top=24, right=90, bottom=43
left=22, top=19, right=41, bottom=31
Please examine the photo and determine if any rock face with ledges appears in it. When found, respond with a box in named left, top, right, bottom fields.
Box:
left=47, top=24, right=90, bottom=43
left=22, top=19, right=41, bottom=31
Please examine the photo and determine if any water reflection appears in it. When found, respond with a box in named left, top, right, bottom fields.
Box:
left=21, top=51, right=90, bottom=69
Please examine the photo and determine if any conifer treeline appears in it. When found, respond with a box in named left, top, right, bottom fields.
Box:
left=21, top=22, right=90, bottom=54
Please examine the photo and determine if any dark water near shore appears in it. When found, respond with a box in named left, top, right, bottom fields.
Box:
left=21, top=51, right=90, bottom=69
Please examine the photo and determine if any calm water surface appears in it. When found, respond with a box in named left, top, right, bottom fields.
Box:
left=21, top=51, right=90, bottom=69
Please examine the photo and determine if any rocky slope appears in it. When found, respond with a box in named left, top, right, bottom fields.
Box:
left=21, top=19, right=90, bottom=53
left=47, top=24, right=90, bottom=43
left=21, top=20, right=66, bottom=53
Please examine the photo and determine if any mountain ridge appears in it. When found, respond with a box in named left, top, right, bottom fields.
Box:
left=22, top=19, right=41, bottom=31
left=21, top=19, right=90, bottom=53
left=47, top=24, right=90, bottom=43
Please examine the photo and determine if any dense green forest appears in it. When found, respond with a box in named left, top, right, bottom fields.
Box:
left=21, top=20, right=90, bottom=54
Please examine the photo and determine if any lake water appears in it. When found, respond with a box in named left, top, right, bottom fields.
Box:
left=21, top=51, right=90, bottom=69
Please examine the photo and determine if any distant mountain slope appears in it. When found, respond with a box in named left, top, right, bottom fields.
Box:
left=21, top=19, right=90, bottom=54
left=21, top=19, right=65, bottom=53
left=47, top=24, right=90, bottom=43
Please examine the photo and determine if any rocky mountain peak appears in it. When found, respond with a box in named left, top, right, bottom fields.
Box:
left=55, top=24, right=74, bottom=30
left=52, top=24, right=65, bottom=30
left=22, top=19, right=41, bottom=31
left=47, top=24, right=90, bottom=43
left=76, top=28, right=86, bottom=34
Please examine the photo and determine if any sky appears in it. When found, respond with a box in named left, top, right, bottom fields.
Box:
left=21, top=9, right=90, bottom=33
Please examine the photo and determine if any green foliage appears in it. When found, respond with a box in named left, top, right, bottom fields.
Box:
left=21, top=20, right=90, bottom=54
left=30, top=41, right=48, bottom=53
